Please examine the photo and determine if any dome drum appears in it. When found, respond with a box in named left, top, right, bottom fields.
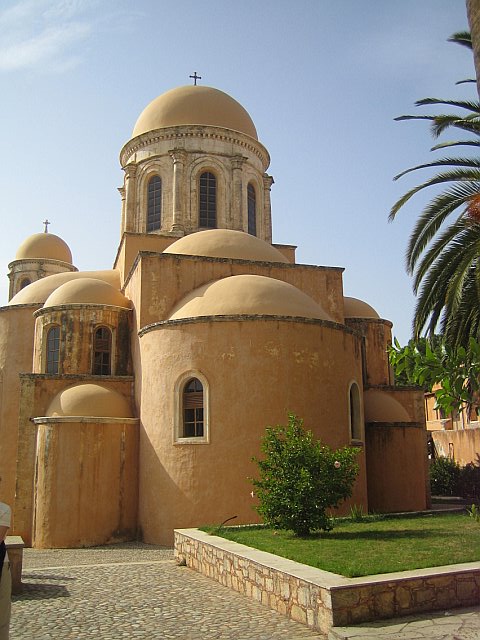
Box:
left=121, top=129, right=271, bottom=241
left=33, top=307, right=132, bottom=377
left=8, top=258, right=78, bottom=301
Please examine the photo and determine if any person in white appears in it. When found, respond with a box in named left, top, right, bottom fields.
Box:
left=0, top=502, right=11, bottom=640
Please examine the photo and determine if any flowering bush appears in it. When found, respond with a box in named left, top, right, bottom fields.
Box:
left=251, top=414, right=360, bottom=536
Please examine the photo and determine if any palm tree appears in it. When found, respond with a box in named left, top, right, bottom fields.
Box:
left=389, top=32, right=480, bottom=349
left=467, top=0, right=480, bottom=97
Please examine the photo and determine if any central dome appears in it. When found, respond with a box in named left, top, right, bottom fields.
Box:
left=132, top=85, right=258, bottom=140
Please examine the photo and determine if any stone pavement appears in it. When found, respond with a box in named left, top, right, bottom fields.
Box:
left=10, top=543, right=480, bottom=640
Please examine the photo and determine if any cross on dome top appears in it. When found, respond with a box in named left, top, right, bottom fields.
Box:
left=189, top=71, right=201, bottom=86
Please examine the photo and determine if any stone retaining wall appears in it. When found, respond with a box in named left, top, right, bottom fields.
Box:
left=174, top=528, right=480, bottom=635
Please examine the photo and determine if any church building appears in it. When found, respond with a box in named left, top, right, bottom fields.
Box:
left=0, top=85, right=429, bottom=547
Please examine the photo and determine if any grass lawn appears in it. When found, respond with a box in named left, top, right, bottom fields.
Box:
left=203, top=513, right=480, bottom=578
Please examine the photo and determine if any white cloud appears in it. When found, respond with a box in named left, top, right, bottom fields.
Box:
left=0, top=0, right=94, bottom=72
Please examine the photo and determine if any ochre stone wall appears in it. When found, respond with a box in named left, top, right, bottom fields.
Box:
left=345, top=318, right=393, bottom=386
left=138, top=318, right=366, bottom=545
left=432, top=428, right=480, bottom=466
left=32, top=418, right=138, bottom=548
left=33, top=306, right=132, bottom=375
left=0, top=305, right=39, bottom=506
left=366, top=423, right=429, bottom=512
left=126, top=252, right=345, bottom=329
left=13, top=374, right=135, bottom=545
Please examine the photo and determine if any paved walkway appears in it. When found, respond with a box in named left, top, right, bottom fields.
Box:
left=10, top=544, right=480, bottom=640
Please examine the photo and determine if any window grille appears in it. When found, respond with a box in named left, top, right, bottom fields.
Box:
left=199, top=172, right=217, bottom=228
left=183, top=378, right=204, bottom=437
left=93, top=327, right=112, bottom=375
left=46, top=326, right=60, bottom=374
left=147, top=175, right=162, bottom=232
left=247, top=183, right=256, bottom=236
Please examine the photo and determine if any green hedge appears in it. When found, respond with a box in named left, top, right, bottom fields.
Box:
left=430, top=456, right=480, bottom=500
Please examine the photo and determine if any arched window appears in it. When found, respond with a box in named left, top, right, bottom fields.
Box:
left=20, top=278, right=31, bottom=289
left=247, top=183, right=257, bottom=236
left=349, top=382, right=362, bottom=441
left=199, top=172, right=217, bottom=228
left=183, top=378, right=204, bottom=437
left=147, top=175, right=162, bottom=232
left=46, top=326, right=60, bottom=374
left=93, top=326, right=112, bottom=375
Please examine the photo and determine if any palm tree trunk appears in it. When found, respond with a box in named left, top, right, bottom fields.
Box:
left=467, top=0, right=480, bottom=98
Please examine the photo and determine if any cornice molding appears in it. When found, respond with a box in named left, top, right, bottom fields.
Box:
left=120, top=125, right=270, bottom=169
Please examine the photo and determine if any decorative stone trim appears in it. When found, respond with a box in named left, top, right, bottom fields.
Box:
left=120, top=126, right=270, bottom=168
left=139, top=315, right=357, bottom=338
left=32, top=417, right=139, bottom=424
left=174, top=528, right=480, bottom=636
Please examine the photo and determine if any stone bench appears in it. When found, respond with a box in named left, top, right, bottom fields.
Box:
left=5, top=536, right=24, bottom=594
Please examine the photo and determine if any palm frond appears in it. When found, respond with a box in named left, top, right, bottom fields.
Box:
left=406, top=185, right=477, bottom=270
left=394, top=157, right=480, bottom=181
left=415, top=98, right=480, bottom=113
left=389, top=168, right=480, bottom=222
left=431, top=140, right=480, bottom=151
left=410, top=216, right=467, bottom=283
left=448, top=31, right=472, bottom=49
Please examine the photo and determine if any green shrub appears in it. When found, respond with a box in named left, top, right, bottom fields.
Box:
left=251, top=414, right=360, bottom=536
left=458, top=463, right=480, bottom=501
left=430, top=456, right=461, bottom=496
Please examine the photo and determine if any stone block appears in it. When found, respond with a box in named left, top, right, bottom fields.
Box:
left=395, top=585, right=413, bottom=609
left=297, top=585, right=310, bottom=607
left=332, top=587, right=360, bottom=609
left=456, top=579, right=478, bottom=602
left=291, top=604, right=307, bottom=625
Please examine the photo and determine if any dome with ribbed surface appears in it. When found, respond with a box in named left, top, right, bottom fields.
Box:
left=15, top=232, right=72, bottom=263
left=132, top=85, right=257, bottom=139
left=168, top=275, right=332, bottom=321
left=164, top=229, right=288, bottom=263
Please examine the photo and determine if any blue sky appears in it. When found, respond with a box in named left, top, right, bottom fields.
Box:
left=0, top=0, right=471, bottom=343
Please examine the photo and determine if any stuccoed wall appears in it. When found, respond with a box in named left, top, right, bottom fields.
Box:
left=0, top=304, right=38, bottom=506
left=366, top=422, right=429, bottom=512
left=138, top=317, right=366, bottom=545
left=32, top=417, right=138, bottom=548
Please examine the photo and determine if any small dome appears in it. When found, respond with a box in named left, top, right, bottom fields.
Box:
left=364, top=390, right=410, bottom=422
left=8, top=270, right=121, bottom=306
left=43, top=278, right=130, bottom=308
left=132, top=85, right=258, bottom=140
left=46, top=383, right=134, bottom=418
left=344, top=296, right=380, bottom=319
left=15, top=232, right=72, bottom=264
left=164, top=229, right=288, bottom=263
left=168, top=274, right=332, bottom=321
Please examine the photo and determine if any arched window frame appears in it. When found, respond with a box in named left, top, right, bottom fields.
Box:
left=146, top=174, right=162, bottom=232
left=348, top=381, right=363, bottom=442
left=46, top=325, right=61, bottom=374
left=174, top=371, right=210, bottom=444
left=92, top=325, right=113, bottom=376
left=198, top=171, right=217, bottom=229
left=20, top=277, right=31, bottom=290
left=247, top=182, right=257, bottom=236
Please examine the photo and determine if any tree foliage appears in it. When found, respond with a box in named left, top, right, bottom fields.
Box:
left=251, top=414, right=360, bottom=536
left=389, top=32, right=480, bottom=349
left=388, top=336, right=480, bottom=418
